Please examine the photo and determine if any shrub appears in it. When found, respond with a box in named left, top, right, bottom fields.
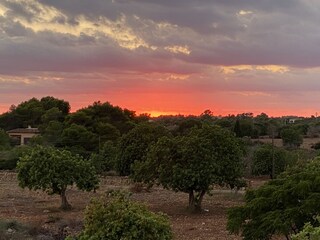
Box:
left=251, top=144, right=288, bottom=179
left=73, top=191, right=173, bottom=240
left=281, top=127, right=303, bottom=148
left=0, top=146, right=30, bottom=170
left=292, top=216, right=320, bottom=240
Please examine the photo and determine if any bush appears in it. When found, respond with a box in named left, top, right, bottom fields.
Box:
left=0, top=146, right=30, bottom=170
left=281, top=127, right=303, bottom=148
left=251, top=144, right=288, bottom=179
left=292, top=216, right=320, bottom=240
left=89, top=140, right=117, bottom=175
left=73, top=191, right=173, bottom=240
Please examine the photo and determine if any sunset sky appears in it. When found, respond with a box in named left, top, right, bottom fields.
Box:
left=1, top=0, right=320, bottom=117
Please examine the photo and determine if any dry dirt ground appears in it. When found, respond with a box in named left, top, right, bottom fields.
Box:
left=0, top=171, right=267, bottom=240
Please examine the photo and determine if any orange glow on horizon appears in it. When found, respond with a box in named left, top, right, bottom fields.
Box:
left=0, top=98, right=318, bottom=118
left=139, top=110, right=181, bottom=117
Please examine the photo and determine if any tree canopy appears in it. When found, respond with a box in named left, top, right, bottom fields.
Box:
left=228, top=158, right=320, bottom=240
left=251, top=144, right=288, bottom=179
left=17, top=146, right=99, bottom=210
left=281, top=127, right=303, bottom=148
left=133, top=124, right=245, bottom=211
left=116, top=123, right=170, bottom=176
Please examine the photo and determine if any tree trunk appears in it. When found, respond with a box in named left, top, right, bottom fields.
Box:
left=60, top=188, right=71, bottom=210
left=195, top=190, right=206, bottom=211
left=188, top=190, right=206, bottom=212
left=189, top=191, right=195, bottom=209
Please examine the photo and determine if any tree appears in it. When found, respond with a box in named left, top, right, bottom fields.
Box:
left=252, top=144, right=288, bottom=179
left=0, top=96, right=70, bottom=130
left=40, top=96, right=70, bottom=115
left=116, top=123, right=170, bottom=176
left=41, top=120, right=64, bottom=146
left=254, top=113, right=269, bottom=136
left=227, top=158, right=320, bottom=240
left=281, top=127, right=303, bottom=148
left=66, top=101, right=136, bottom=135
left=73, top=191, right=173, bottom=240
left=17, top=146, right=99, bottom=210
left=0, top=129, right=10, bottom=150
left=133, top=125, right=244, bottom=211
left=61, top=124, right=99, bottom=156
left=90, top=140, right=118, bottom=174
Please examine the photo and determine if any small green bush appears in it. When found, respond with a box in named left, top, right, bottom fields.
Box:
left=292, top=216, right=320, bottom=240
left=74, top=191, right=173, bottom=240
left=0, top=146, right=30, bottom=170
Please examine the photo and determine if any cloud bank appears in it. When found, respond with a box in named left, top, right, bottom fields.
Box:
left=1, top=0, right=320, bottom=116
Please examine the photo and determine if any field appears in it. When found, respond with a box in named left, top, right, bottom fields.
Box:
left=253, top=137, right=320, bottom=149
left=0, top=171, right=269, bottom=240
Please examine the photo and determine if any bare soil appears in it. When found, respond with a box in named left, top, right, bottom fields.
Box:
left=0, top=171, right=267, bottom=240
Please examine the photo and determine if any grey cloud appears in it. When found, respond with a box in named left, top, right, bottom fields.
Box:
left=2, top=0, right=320, bottom=75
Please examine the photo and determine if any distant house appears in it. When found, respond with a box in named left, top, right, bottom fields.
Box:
left=288, top=118, right=303, bottom=124
left=283, top=117, right=303, bottom=124
left=7, top=126, right=40, bottom=145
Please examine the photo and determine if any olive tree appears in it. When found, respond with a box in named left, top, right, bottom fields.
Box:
left=133, top=125, right=245, bottom=211
left=17, top=146, right=99, bottom=210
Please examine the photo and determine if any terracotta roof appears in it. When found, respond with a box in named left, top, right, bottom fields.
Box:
left=7, top=128, right=40, bottom=134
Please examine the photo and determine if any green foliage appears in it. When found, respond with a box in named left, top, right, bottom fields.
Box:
left=116, top=123, right=170, bottom=176
left=74, top=191, right=173, bottom=240
left=90, top=141, right=118, bottom=174
left=0, top=146, right=30, bottom=170
left=175, top=118, right=202, bottom=135
left=17, top=146, right=99, bottom=209
left=66, top=101, right=136, bottom=135
left=0, top=129, right=10, bottom=150
left=0, top=96, right=70, bottom=130
left=292, top=216, right=320, bottom=240
left=41, top=120, right=64, bottom=146
left=254, top=113, right=269, bottom=136
left=281, top=127, right=303, bottom=148
left=251, top=144, right=288, bottom=178
left=61, top=124, right=99, bottom=156
left=133, top=124, right=244, bottom=211
left=228, top=158, right=320, bottom=240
